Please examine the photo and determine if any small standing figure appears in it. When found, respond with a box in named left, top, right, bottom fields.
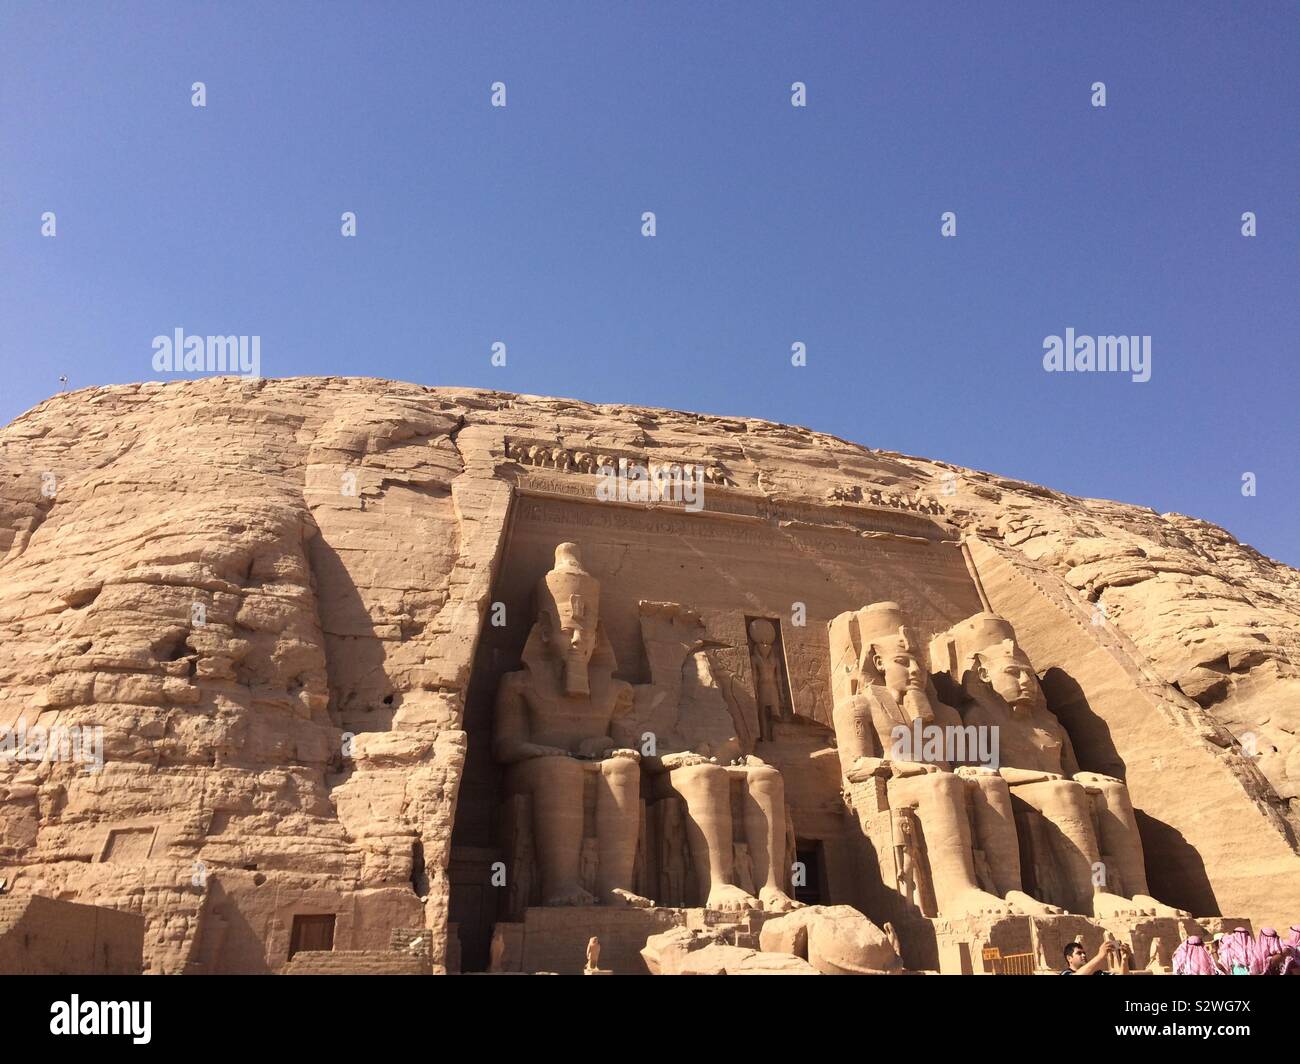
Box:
left=749, top=618, right=789, bottom=740
left=584, top=936, right=600, bottom=974
left=1104, top=933, right=1131, bottom=974
left=893, top=809, right=926, bottom=913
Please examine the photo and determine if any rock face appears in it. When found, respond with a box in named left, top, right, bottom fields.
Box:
left=759, top=905, right=900, bottom=974
left=0, top=376, right=1296, bottom=973
left=0, top=896, right=143, bottom=974
left=641, top=927, right=818, bottom=975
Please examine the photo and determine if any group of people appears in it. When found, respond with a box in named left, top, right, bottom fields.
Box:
left=1172, top=926, right=1300, bottom=975
left=1061, top=926, right=1300, bottom=975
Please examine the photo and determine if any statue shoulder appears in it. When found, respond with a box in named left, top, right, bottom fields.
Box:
left=497, top=670, right=529, bottom=698
left=962, top=696, right=1001, bottom=726
left=832, top=689, right=878, bottom=721
left=932, top=699, right=964, bottom=730
left=610, top=677, right=634, bottom=710
left=1042, top=706, right=1070, bottom=733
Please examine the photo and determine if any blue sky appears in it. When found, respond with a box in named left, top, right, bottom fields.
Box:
left=1, top=2, right=1296, bottom=562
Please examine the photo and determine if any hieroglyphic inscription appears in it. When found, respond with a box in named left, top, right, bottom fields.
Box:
left=515, top=475, right=950, bottom=544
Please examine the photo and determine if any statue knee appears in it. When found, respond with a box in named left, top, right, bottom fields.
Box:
left=672, top=761, right=725, bottom=788
left=531, top=755, right=584, bottom=789
left=1049, top=778, right=1087, bottom=804
left=1035, top=779, right=1094, bottom=825
left=745, top=764, right=783, bottom=795
left=972, top=773, right=1010, bottom=798
left=924, top=770, right=964, bottom=802
left=1085, top=777, right=1129, bottom=806
left=601, top=755, right=639, bottom=787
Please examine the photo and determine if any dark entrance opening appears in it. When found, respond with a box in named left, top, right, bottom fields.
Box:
left=795, top=840, right=826, bottom=906
left=288, top=914, right=336, bottom=959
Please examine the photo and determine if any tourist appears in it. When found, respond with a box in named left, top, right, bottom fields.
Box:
left=1217, top=927, right=1253, bottom=975
left=1060, top=940, right=1114, bottom=975
left=1171, top=936, right=1217, bottom=975
left=1209, top=933, right=1229, bottom=974
left=1250, top=927, right=1284, bottom=974
left=1263, top=950, right=1300, bottom=976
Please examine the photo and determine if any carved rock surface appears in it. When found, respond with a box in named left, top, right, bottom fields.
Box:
left=676, top=943, right=818, bottom=975
left=0, top=376, right=1297, bottom=970
left=759, top=904, right=900, bottom=974
left=641, top=927, right=816, bottom=975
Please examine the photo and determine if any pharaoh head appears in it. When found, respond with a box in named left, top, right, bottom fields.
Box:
left=956, top=614, right=1046, bottom=716
left=858, top=602, right=933, bottom=723
left=536, top=542, right=601, bottom=696
left=749, top=618, right=776, bottom=658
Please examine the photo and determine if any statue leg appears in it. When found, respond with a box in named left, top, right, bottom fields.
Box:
left=594, top=755, right=646, bottom=905
left=736, top=764, right=800, bottom=912
left=668, top=762, right=759, bottom=911
left=513, top=756, right=592, bottom=906
left=1013, top=778, right=1141, bottom=918
left=889, top=771, right=1012, bottom=919
left=1080, top=776, right=1186, bottom=917
left=963, top=773, right=1062, bottom=915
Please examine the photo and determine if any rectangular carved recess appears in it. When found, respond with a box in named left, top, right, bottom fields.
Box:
left=744, top=614, right=795, bottom=740
left=101, top=827, right=157, bottom=863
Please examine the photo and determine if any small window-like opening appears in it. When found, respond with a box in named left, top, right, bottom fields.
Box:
left=288, top=914, right=336, bottom=959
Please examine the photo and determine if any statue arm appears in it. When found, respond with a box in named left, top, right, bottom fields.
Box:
left=997, top=766, right=1063, bottom=785
left=836, top=695, right=913, bottom=780
left=1060, top=729, right=1082, bottom=777
left=596, top=682, right=642, bottom=763
left=845, top=756, right=893, bottom=782
left=889, top=761, right=940, bottom=778
left=1072, top=770, right=1124, bottom=786
left=492, top=675, right=567, bottom=763
left=832, top=694, right=881, bottom=759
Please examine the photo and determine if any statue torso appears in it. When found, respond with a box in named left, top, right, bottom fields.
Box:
left=965, top=697, right=1067, bottom=774
left=513, top=663, right=630, bottom=751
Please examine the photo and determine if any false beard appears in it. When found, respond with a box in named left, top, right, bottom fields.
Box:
left=901, top=686, right=934, bottom=723
left=563, top=655, right=590, bottom=696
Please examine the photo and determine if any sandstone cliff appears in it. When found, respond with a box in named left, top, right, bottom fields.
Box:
left=0, top=377, right=1295, bottom=971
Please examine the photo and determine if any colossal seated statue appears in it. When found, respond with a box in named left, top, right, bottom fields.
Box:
left=615, top=601, right=801, bottom=913
left=929, top=612, right=1185, bottom=919
left=827, top=601, right=1054, bottom=919
left=492, top=543, right=646, bottom=906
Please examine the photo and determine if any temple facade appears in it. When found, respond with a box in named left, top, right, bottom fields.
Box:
left=0, top=378, right=1296, bottom=973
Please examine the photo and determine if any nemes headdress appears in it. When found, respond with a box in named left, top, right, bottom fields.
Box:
left=827, top=601, right=920, bottom=699
left=856, top=602, right=919, bottom=656
left=538, top=542, right=600, bottom=632
left=953, top=613, right=1032, bottom=677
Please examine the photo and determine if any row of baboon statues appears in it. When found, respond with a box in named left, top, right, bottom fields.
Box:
left=505, top=439, right=737, bottom=486
left=826, top=484, right=946, bottom=515
left=492, top=542, right=1184, bottom=921
left=505, top=439, right=948, bottom=519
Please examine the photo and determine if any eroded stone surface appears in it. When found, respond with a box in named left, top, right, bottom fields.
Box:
left=0, top=376, right=1296, bottom=972
left=759, top=904, right=900, bottom=974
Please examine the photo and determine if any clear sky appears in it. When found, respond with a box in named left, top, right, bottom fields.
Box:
left=1, top=2, right=1296, bottom=563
